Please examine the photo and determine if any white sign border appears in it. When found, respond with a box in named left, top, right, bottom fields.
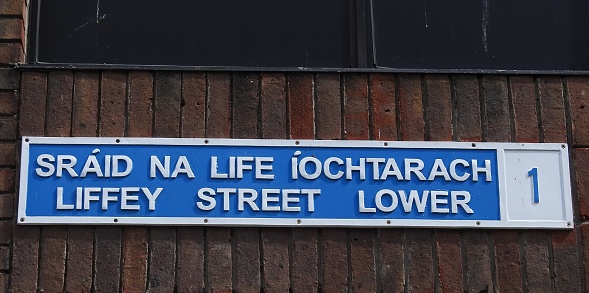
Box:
left=17, top=137, right=574, bottom=229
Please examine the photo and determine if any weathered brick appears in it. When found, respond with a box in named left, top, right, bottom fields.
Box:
left=0, top=116, right=16, bottom=140
left=10, top=226, right=39, bottom=292
left=291, top=228, right=318, bottom=292
left=464, top=231, right=493, bottom=293
left=207, top=228, right=232, bottom=292
left=0, top=18, right=22, bottom=40
left=406, top=230, right=435, bottom=292
left=0, top=43, right=22, bottom=64
left=453, top=75, right=481, bottom=142
left=0, top=91, right=18, bottom=114
left=154, top=72, right=181, bottom=138
left=537, top=77, right=567, bottom=143
left=94, top=226, right=122, bottom=292
left=233, top=228, right=261, bottom=291
left=493, top=230, right=523, bottom=293
left=262, top=228, right=289, bottom=292
left=370, top=73, right=396, bottom=140
left=482, top=75, right=510, bottom=142
left=552, top=229, right=581, bottom=292
left=0, top=194, right=13, bottom=218
left=568, top=76, right=589, bottom=146
left=0, top=144, right=15, bottom=167
left=64, top=227, right=93, bottom=293
left=0, top=170, right=14, bottom=192
left=425, top=74, right=452, bottom=141
left=261, top=73, right=287, bottom=139
left=177, top=227, right=204, bottom=292
left=0, top=221, right=10, bottom=244
left=522, top=231, right=550, bottom=291
left=148, top=227, right=176, bottom=292
left=287, top=73, right=314, bottom=139
left=398, top=74, right=424, bottom=141
left=0, top=246, right=8, bottom=270
left=344, top=74, right=369, bottom=140
left=121, top=228, right=148, bottom=292
left=0, top=0, right=23, bottom=15
left=436, top=230, right=463, bottom=293
left=127, top=71, right=153, bottom=137
left=321, top=229, right=348, bottom=292
left=72, top=71, right=99, bottom=136
left=315, top=74, right=341, bottom=140
left=20, top=71, right=47, bottom=136
left=510, top=76, right=539, bottom=142
left=181, top=72, right=206, bottom=138
left=38, top=226, right=67, bottom=292
left=206, top=73, right=231, bottom=138
left=379, top=229, right=405, bottom=293
left=581, top=223, right=589, bottom=290
left=0, top=273, right=7, bottom=292
left=46, top=71, right=73, bottom=137
left=100, top=71, right=127, bottom=137
left=577, top=148, right=589, bottom=219
left=233, top=73, right=259, bottom=139
left=350, top=229, right=376, bottom=292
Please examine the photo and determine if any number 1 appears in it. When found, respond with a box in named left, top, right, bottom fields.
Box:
left=528, top=167, right=539, bottom=203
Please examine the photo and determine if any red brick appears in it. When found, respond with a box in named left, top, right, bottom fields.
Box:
left=121, top=227, right=148, bottom=293
left=261, top=73, right=287, bottom=139
left=464, top=231, right=493, bottom=293
left=20, top=71, right=47, bottom=136
left=568, top=76, right=589, bottom=146
left=315, top=74, right=341, bottom=140
left=537, top=77, right=567, bottom=143
left=291, top=228, right=318, bottom=292
left=0, top=246, right=8, bottom=270
left=148, top=227, right=176, bottom=292
left=406, top=230, right=435, bottom=292
left=321, top=229, right=347, bottom=292
left=344, top=74, right=369, bottom=140
left=0, top=116, right=16, bottom=140
left=207, top=228, right=232, bottom=292
left=100, top=71, right=127, bottom=137
left=0, top=0, right=24, bottom=15
left=177, top=227, right=204, bottom=292
left=38, top=226, right=67, bottom=292
left=436, top=230, right=463, bottom=293
left=94, top=226, right=122, bottom=292
left=128, top=71, right=153, bottom=138
left=206, top=73, right=231, bottom=138
left=233, top=228, right=261, bottom=291
left=510, top=76, right=539, bottom=142
left=0, top=273, right=7, bottom=292
left=522, top=231, right=550, bottom=291
left=0, top=221, right=10, bottom=244
left=0, top=43, right=22, bottom=64
left=64, top=227, right=93, bottom=293
left=287, top=73, right=314, bottom=139
left=482, top=75, right=510, bottom=142
left=261, top=228, right=289, bottom=292
left=72, top=71, right=99, bottom=136
left=0, top=194, right=13, bottom=218
left=379, top=229, right=405, bottom=293
left=581, top=223, right=589, bottom=290
left=350, top=229, right=376, bottom=292
left=398, top=74, right=424, bottom=141
left=0, top=144, right=15, bottom=166
left=10, top=226, right=39, bottom=292
left=453, top=75, right=481, bottom=141
left=233, top=73, right=259, bottom=139
left=493, top=231, right=523, bottom=293
left=424, top=74, right=452, bottom=141
left=154, top=72, right=181, bottom=138
left=576, top=148, right=589, bottom=219
left=0, top=18, right=22, bottom=40
left=0, top=170, right=14, bottom=192
left=46, top=71, right=73, bottom=136
left=552, top=229, right=581, bottom=292
left=370, top=74, right=396, bottom=140
left=0, top=91, right=17, bottom=115
left=181, top=72, right=206, bottom=138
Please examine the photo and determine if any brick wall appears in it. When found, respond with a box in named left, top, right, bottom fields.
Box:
left=2, top=1, right=589, bottom=292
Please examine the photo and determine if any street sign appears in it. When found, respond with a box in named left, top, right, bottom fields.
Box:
left=18, top=137, right=573, bottom=228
